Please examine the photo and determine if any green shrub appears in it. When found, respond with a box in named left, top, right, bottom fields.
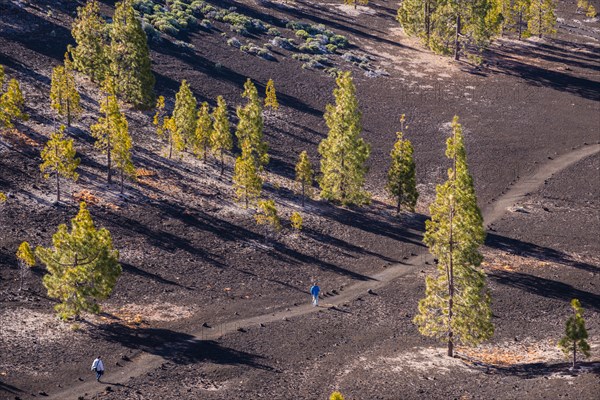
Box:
left=295, top=29, right=310, bottom=38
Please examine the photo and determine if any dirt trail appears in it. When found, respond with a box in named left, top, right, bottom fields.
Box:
left=48, top=144, right=600, bottom=400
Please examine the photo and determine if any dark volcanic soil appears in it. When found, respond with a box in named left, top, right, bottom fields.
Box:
left=1, top=0, right=599, bottom=399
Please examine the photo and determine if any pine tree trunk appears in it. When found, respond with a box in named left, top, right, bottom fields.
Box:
left=518, top=11, right=523, bottom=40
left=56, top=172, right=60, bottom=203
left=424, top=2, right=430, bottom=46
left=573, top=341, right=577, bottom=368
left=397, top=195, right=401, bottom=214
left=302, top=183, right=305, bottom=207
left=120, top=168, right=124, bottom=194
left=169, top=135, right=173, bottom=159
left=220, top=150, right=225, bottom=176
left=67, top=98, right=71, bottom=127
left=107, top=139, right=112, bottom=184
left=538, top=5, right=542, bottom=38
left=454, top=14, right=461, bottom=61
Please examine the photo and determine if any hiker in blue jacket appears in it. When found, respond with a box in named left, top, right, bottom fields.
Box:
left=310, top=283, right=320, bottom=307
left=91, top=356, right=104, bottom=382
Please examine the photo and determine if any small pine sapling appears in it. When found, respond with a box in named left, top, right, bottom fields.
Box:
left=233, top=142, right=263, bottom=208
left=386, top=117, right=418, bottom=214
left=330, top=392, right=345, bottom=400
left=50, top=52, right=82, bottom=127
left=16, top=241, right=36, bottom=291
left=558, top=299, right=591, bottom=369
left=0, top=78, right=28, bottom=128
left=264, top=78, right=279, bottom=110
left=172, top=79, right=197, bottom=152
left=255, top=199, right=281, bottom=241
left=153, top=95, right=167, bottom=138
left=290, top=211, right=303, bottom=231
left=112, top=118, right=135, bottom=194
left=40, top=125, right=80, bottom=204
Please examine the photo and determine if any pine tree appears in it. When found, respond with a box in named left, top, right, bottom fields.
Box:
left=40, top=125, right=80, bottom=203
left=211, top=95, right=232, bottom=175
left=398, top=0, right=500, bottom=60
left=50, top=52, right=82, bottom=127
left=386, top=126, right=418, bottom=213
left=318, top=71, right=370, bottom=206
left=0, top=65, right=4, bottom=90
left=236, top=79, right=268, bottom=169
left=91, top=85, right=127, bottom=183
left=70, top=0, right=109, bottom=83
left=527, top=0, right=556, bottom=38
left=0, top=78, right=28, bottom=128
left=173, top=80, right=197, bottom=152
left=290, top=211, right=303, bottom=231
left=109, top=0, right=155, bottom=108
left=344, top=0, right=369, bottom=9
left=513, top=0, right=532, bottom=40
left=233, top=142, right=263, bottom=208
left=16, top=241, right=36, bottom=291
left=414, top=116, right=493, bottom=357
left=35, top=202, right=121, bottom=320
left=558, top=299, right=591, bottom=369
left=264, top=78, right=279, bottom=110
left=255, top=199, right=282, bottom=238
left=153, top=95, right=167, bottom=137
left=112, top=115, right=135, bottom=194
left=330, top=392, right=345, bottom=400
left=295, top=150, right=314, bottom=207
left=194, top=101, right=213, bottom=163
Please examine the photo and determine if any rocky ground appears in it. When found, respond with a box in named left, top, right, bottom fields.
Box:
left=0, top=0, right=599, bottom=399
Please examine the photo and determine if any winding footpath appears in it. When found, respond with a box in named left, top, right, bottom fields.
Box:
left=48, top=144, right=600, bottom=399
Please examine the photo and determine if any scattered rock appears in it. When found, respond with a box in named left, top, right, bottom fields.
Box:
left=202, top=322, right=211, bottom=328
left=38, top=391, right=48, bottom=396
left=367, top=289, right=377, bottom=295
left=121, top=355, right=131, bottom=361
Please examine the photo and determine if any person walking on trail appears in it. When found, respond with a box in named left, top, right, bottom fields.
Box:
left=310, top=283, right=320, bottom=307
left=91, top=356, right=104, bottom=382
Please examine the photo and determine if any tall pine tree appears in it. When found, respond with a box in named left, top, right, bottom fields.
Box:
left=40, top=125, right=80, bottom=203
left=295, top=150, right=314, bottom=207
left=109, top=0, right=155, bottom=108
left=527, top=0, right=556, bottom=38
left=194, top=101, right=213, bottom=163
left=386, top=129, right=418, bottom=213
left=173, top=80, right=197, bottom=152
left=236, top=79, right=268, bottom=169
left=318, top=71, right=370, bottom=206
left=70, top=0, right=109, bottom=83
left=211, top=95, right=232, bottom=175
left=112, top=114, right=135, bottom=194
left=35, top=202, right=121, bottom=320
left=414, top=116, right=493, bottom=357
left=50, top=52, right=82, bottom=127
left=91, top=83, right=127, bottom=183
left=233, top=142, right=263, bottom=208
left=264, top=79, right=279, bottom=110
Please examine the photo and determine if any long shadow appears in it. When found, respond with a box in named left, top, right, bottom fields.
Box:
left=121, top=262, right=192, bottom=289
left=0, top=380, right=23, bottom=395
left=489, top=48, right=600, bottom=101
left=89, top=323, right=275, bottom=370
left=489, top=270, right=600, bottom=312
left=486, top=233, right=599, bottom=274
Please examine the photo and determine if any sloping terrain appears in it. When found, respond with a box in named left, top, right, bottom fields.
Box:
left=0, top=0, right=599, bottom=399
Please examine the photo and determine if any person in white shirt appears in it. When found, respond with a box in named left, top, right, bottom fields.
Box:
left=91, top=356, right=105, bottom=382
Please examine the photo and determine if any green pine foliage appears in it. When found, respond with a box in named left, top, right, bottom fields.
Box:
left=153, top=95, right=167, bottom=137
left=70, top=0, right=109, bottom=83
left=16, top=241, right=36, bottom=291
left=527, top=0, right=557, bottom=38
left=50, top=52, right=82, bottom=127
left=91, top=87, right=128, bottom=183
left=236, top=79, right=268, bottom=169
left=109, top=0, right=155, bottom=108
left=414, top=116, right=493, bottom=357
left=35, top=202, right=121, bottom=320
left=295, top=150, right=314, bottom=207
left=330, top=392, right=345, bottom=400
left=558, top=299, right=591, bottom=368
left=233, top=142, right=263, bottom=208
left=318, top=71, right=370, bottom=206
left=386, top=127, right=418, bottom=213
left=194, top=101, right=213, bottom=163
left=264, top=78, right=279, bottom=110
left=344, top=0, right=369, bottom=9
left=397, top=0, right=501, bottom=60
left=255, top=199, right=282, bottom=234
left=0, top=65, right=4, bottom=90
left=211, top=95, right=232, bottom=175
left=40, top=125, right=80, bottom=203
left=290, top=211, right=303, bottom=231
left=173, top=80, right=197, bottom=152
left=0, top=78, right=28, bottom=128
left=112, top=115, right=135, bottom=194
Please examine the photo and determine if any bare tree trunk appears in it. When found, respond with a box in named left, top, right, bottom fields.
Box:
left=302, top=182, right=305, bottom=207
left=220, top=150, right=225, bottom=175
left=573, top=341, right=577, bottom=368
left=518, top=11, right=523, bottom=40
left=120, top=168, right=124, bottom=194
left=454, top=14, right=461, bottom=61
left=107, top=138, right=112, bottom=184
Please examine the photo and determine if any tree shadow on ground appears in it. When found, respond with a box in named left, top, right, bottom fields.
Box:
left=486, top=232, right=599, bottom=274
left=488, top=270, right=600, bottom=312
left=89, top=323, right=274, bottom=370
left=0, top=381, right=23, bottom=395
